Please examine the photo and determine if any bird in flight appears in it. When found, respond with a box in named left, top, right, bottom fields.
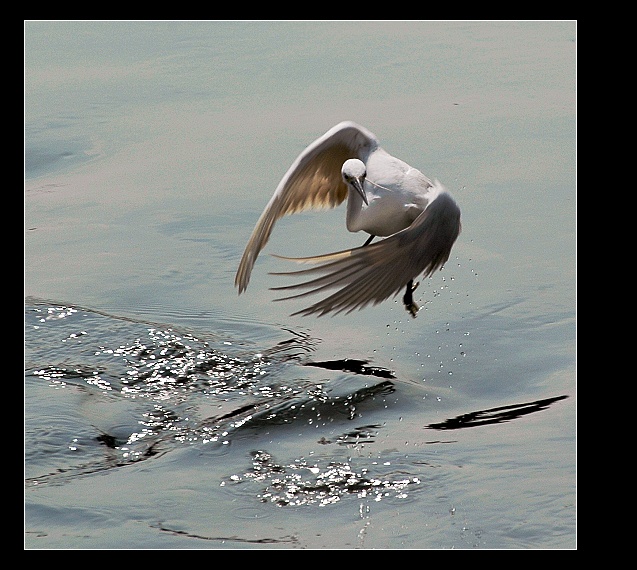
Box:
left=235, top=121, right=461, bottom=318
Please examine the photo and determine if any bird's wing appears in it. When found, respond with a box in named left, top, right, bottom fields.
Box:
left=269, top=190, right=461, bottom=317
left=235, top=121, right=379, bottom=293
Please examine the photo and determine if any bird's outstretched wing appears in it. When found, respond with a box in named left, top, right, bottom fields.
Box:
left=270, top=191, right=461, bottom=317
left=235, top=121, right=379, bottom=293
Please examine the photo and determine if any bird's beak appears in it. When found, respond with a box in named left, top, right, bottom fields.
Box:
left=352, top=177, right=368, bottom=205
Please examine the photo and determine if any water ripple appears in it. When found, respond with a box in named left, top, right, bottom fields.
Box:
left=25, top=298, right=395, bottom=487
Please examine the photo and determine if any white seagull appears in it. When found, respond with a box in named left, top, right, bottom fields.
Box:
left=235, top=121, right=461, bottom=317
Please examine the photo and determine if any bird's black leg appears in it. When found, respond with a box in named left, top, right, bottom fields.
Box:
left=403, top=279, right=420, bottom=318
left=362, top=235, right=375, bottom=247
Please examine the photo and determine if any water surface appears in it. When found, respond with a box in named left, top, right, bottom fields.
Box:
left=25, top=21, right=576, bottom=549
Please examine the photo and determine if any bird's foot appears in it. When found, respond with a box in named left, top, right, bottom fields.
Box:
left=403, top=281, right=420, bottom=318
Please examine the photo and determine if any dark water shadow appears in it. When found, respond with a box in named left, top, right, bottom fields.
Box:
left=150, top=522, right=298, bottom=545
left=426, top=395, right=569, bottom=430
left=304, top=358, right=395, bottom=379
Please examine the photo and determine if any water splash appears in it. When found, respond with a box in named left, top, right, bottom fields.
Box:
left=225, top=450, right=421, bottom=507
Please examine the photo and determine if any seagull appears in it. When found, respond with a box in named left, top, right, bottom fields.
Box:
left=235, top=121, right=461, bottom=318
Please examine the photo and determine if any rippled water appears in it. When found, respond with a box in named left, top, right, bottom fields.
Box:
left=25, top=298, right=400, bottom=482
left=24, top=293, right=573, bottom=548
left=25, top=21, right=576, bottom=548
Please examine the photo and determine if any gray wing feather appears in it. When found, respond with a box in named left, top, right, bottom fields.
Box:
left=270, top=192, right=461, bottom=316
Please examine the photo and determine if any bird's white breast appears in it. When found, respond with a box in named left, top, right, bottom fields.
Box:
left=352, top=151, right=433, bottom=236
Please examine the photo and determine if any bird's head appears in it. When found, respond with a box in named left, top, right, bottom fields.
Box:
left=341, top=159, right=368, bottom=205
